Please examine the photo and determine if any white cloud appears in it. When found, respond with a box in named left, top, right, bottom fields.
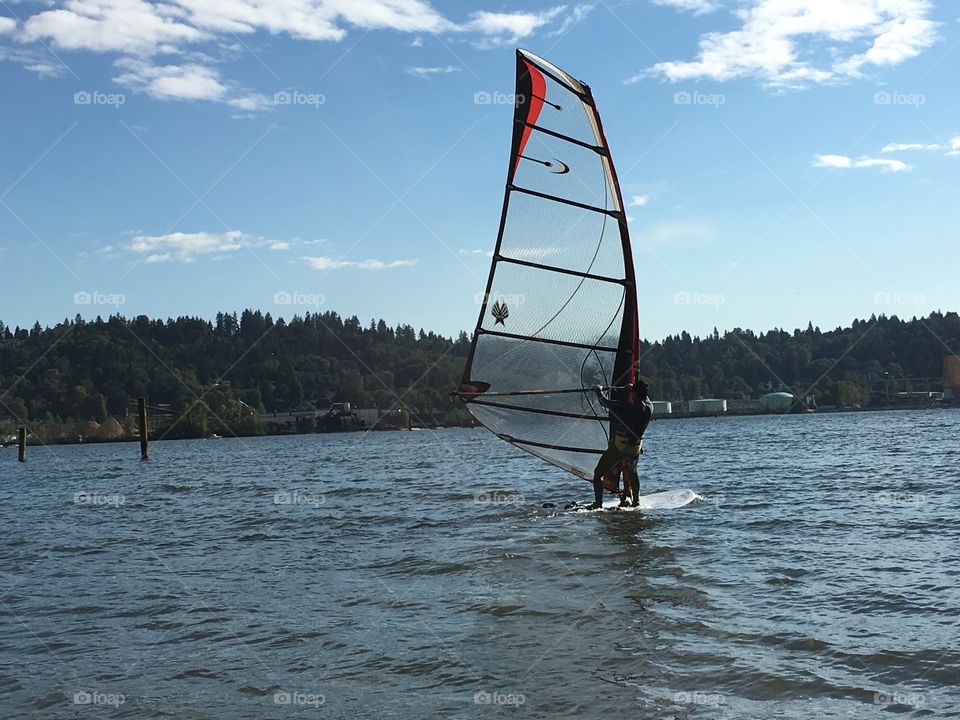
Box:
left=405, top=64, right=459, bottom=78
left=120, top=229, right=292, bottom=261
left=6, top=2, right=583, bottom=107
left=639, top=0, right=939, bottom=88
left=814, top=154, right=909, bottom=172
left=629, top=194, right=649, bottom=207
left=464, top=6, right=564, bottom=46
left=301, top=255, right=417, bottom=270
left=814, top=154, right=854, bottom=168
left=22, top=0, right=207, bottom=53
left=947, top=136, right=960, bottom=157
left=855, top=157, right=909, bottom=171
left=126, top=230, right=248, bottom=262
left=546, top=3, right=595, bottom=38
left=113, top=58, right=269, bottom=107
left=881, top=142, right=942, bottom=152
left=115, top=60, right=225, bottom=101
left=411, top=36, right=423, bottom=47
left=651, top=0, right=717, bottom=15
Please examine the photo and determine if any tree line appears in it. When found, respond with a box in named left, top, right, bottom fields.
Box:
left=0, top=310, right=957, bottom=435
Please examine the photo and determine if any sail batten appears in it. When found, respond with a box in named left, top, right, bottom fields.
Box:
left=459, top=49, right=639, bottom=482
left=496, top=256, right=625, bottom=285
left=508, top=186, right=621, bottom=217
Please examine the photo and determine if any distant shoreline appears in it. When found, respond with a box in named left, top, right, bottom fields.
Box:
left=4, top=402, right=957, bottom=450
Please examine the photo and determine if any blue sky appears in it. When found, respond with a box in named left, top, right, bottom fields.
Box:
left=0, top=0, right=957, bottom=342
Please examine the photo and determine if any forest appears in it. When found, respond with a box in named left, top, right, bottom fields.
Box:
left=1, top=309, right=957, bottom=437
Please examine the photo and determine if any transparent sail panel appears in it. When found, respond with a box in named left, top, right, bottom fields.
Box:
left=498, top=192, right=625, bottom=279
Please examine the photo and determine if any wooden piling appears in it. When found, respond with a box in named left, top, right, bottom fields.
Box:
left=18, top=427, right=26, bottom=463
left=138, top=397, right=149, bottom=461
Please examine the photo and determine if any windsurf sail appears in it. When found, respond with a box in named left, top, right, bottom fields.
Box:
left=457, top=49, right=639, bottom=481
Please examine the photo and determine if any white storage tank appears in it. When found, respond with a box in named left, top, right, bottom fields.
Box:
left=760, top=392, right=795, bottom=412
left=651, top=400, right=672, bottom=415
left=688, top=398, right=727, bottom=414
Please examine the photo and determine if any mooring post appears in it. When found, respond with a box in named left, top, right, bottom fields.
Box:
left=138, top=397, right=149, bottom=461
left=18, top=427, right=26, bottom=463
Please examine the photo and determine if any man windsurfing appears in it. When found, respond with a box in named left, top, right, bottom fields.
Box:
left=589, top=380, right=653, bottom=509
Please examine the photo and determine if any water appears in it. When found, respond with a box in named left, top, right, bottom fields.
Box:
left=2, top=410, right=959, bottom=718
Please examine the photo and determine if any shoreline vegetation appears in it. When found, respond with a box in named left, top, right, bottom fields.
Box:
left=1, top=309, right=958, bottom=447
left=2, top=402, right=955, bottom=451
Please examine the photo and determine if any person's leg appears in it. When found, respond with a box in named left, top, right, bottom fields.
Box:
left=628, top=454, right=640, bottom=506
left=591, top=445, right=617, bottom=509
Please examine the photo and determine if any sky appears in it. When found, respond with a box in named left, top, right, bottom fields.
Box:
left=0, top=0, right=958, bottom=342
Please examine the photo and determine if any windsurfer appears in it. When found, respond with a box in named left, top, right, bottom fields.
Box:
left=589, top=381, right=653, bottom=509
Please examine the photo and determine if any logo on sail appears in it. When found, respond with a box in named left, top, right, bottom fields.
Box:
left=491, top=301, right=509, bottom=325
left=518, top=155, right=570, bottom=174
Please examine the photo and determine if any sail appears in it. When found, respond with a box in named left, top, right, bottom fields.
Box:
left=458, top=49, right=639, bottom=481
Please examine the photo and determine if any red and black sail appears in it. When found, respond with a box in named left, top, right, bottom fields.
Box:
left=459, top=49, right=639, bottom=481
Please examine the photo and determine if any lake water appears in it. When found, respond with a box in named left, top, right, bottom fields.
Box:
left=2, top=410, right=959, bottom=718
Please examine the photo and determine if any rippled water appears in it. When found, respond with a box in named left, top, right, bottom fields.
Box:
left=2, top=410, right=959, bottom=718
